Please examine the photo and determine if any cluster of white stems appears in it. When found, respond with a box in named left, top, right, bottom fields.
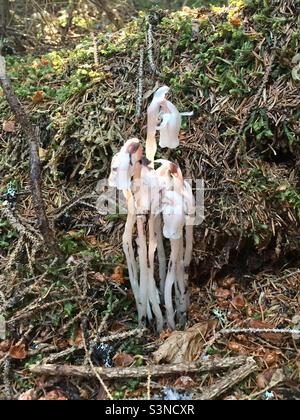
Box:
left=109, top=86, right=195, bottom=332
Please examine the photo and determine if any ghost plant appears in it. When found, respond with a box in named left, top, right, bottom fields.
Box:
left=108, top=86, right=195, bottom=332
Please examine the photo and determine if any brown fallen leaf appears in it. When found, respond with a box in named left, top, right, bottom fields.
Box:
left=228, top=341, right=246, bottom=354
left=3, top=120, right=16, bottom=133
left=113, top=352, right=134, bottom=367
left=85, top=235, right=98, bottom=246
left=0, top=340, right=11, bottom=352
left=9, top=343, right=28, bottom=360
left=110, top=322, right=127, bottom=332
left=68, top=327, right=83, bottom=347
left=56, top=339, right=69, bottom=350
left=111, top=266, right=126, bottom=285
left=32, top=90, right=45, bottom=104
left=230, top=15, right=241, bottom=27
left=159, top=329, right=173, bottom=340
left=232, top=294, right=246, bottom=309
left=41, top=58, right=50, bottom=66
left=153, top=321, right=211, bottom=364
left=256, top=373, right=268, bottom=389
left=174, top=376, right=196, bottom=390
left=256, top=369, right=274, bottom=389
left=264, top=351, right=279, bottom=366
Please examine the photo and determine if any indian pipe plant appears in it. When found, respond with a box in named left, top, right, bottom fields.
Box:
left=108, top=86, right=195, bottom=332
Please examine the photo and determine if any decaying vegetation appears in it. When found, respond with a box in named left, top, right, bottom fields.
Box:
left=0, top=0, right=299, bottom=400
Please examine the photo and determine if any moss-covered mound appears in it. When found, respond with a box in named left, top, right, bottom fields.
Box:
left=0, top=0, right=300, bottom=278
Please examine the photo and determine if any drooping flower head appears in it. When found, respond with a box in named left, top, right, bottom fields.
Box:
left=108, top=138, right=142, bottom=191
left=146, top=86, right=181, bottom=162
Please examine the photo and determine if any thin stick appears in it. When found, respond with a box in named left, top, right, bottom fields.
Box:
left=30, top=356, right=252, bottom=380
left=81, top=319, right=113, bottom=400
left=197, top=359, right=257, bottom=400
left=3, top=356, right=13, bottom=400
left=61, top=0, right=75, bottom=43
left=91, top=32, right=99, bottom=66
left=7, top=298, right=79, bottom=324
left=136, top=46, right=144, bottom=118
left=221, top=327, right=300, bottom=335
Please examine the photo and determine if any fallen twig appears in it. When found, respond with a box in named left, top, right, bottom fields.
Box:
left=247, top=369, right=285, bottom=400
left=43, top=346, right=81, bottom=364
left=3, top=356, right=13, bottom=400
left=99, top=327, right=147, bottom=344
left=221, top=327, right=300, bottom=335
left=7, top=297, right=80, bottom=324
left=196, top=358, right=258, bottom=400
left=41, top=328, right=147, bottom=364
left=81, top=318, right=113, bottom=400
left=30, top=356, right=252, bottom=379
left=0, top=55, right=59, bottom=255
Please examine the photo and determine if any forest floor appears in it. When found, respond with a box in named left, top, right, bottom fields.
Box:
left=0, top=254, right=299, bottom=400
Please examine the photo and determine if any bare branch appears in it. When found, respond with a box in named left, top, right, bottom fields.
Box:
left=196, top=359, right=258, bottom=400
left=30, top=356, right=252, bottom=380
left=0, top=55, right=60, bottom=255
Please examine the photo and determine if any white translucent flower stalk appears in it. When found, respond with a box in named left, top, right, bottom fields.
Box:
left=164, top=238, right=181, bottom=330
left=136, top=214, right=148, bottom=326
left=148, top=213, right=164, bottom=332
left=175, top=235, right=186, bottom=326
left=175, top=181, right=195, bottom=325
left=138, top=162, right=164, bottom=332
left=109, top=139, right=144, bottom=324
left=132, top=158, right=152, bottom=327
left=122, top=190, right=142, bottom=321
left=158, top=161, right=192, bottom=328
left=155, top=214, right=167, bottom=299
left=162, top=190, right=185, bottom=330
left=183, top=181, right=196, bottom=305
